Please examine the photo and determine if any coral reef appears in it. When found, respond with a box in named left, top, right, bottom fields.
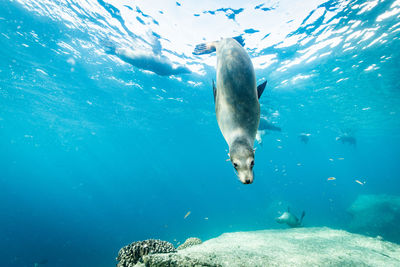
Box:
left=347, top=194, right=400, bottom=243
left=116, top=239, right=176, bottom=267
left=134, top=227, right=400, bottom=266
left=177, top=237, right=202, bottom=250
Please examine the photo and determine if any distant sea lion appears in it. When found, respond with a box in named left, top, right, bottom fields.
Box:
left=111, top=48, right=191, bottom=76
left=259, top=117, right=281, bottom=132
left=256, top=117, right=281, bottom=146
left=104, top=34, right=191, bottom=77
left=336, top=134, right=356, bottom=146
left=194, top=37, right=267, bottom=184
left=299, top=133, right=311, bottom=144
left=276, top=207, right=305, bottom=228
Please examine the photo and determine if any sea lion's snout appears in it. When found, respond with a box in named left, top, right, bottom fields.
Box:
left=239, top=172, right=254, bottom=184
left=237, top=169, right=254, bottom=184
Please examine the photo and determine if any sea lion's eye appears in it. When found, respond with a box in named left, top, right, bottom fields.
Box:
left=250, top=160, right=254, bottom=167
left=233, top=163, right=238, bottom=168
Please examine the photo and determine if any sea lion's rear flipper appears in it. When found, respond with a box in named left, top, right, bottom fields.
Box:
left=300, top=211, right=306, bottom=225
left=257, top=81, right=267, bottom=99
left=193, top=41, right=217, bottom=55
left=212, top=80, right=217, bottom=103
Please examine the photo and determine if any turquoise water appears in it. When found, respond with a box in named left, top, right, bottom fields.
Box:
left=1, top=0, right=400, bottom=266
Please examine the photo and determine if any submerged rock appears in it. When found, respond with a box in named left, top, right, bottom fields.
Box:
left=116, top=239, right=176, bottom=267
left=137, top=227, right=400, bottom=266
left=177, top=237, right=202, bottom=250
left=347, top=194, right=400, bottom=243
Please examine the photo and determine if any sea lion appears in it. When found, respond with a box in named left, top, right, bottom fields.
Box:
left=256, top=117, right=281, bottom=146
left=112, top=48, right=191, bottom=76
left=276, top=207, right=305, bottom=228
left=299, top=133, right=311, bottom=144
left=259, top=117, right=281, bottom=132
left=104, top=33, right=191, bottom=77
left=194, top=37, right=267, bottom=184
left=336, top=134, right=356, bottom=146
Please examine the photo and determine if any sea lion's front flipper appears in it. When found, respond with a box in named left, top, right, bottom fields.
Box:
left=300, top=211, right=306, bottom=225
left=212, top=80, right=217, bottom=103
left=193, top=42, right=217, bottom=55
left=257, top=80, right=267, bottom=99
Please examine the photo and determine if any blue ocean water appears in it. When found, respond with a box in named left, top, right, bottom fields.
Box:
left=1, top=0, right=400, bottom=266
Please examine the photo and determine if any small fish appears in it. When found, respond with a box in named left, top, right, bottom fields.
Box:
left=338, top=157, right=344, bottom=160
left=327, top=177, right=336, bottom=181
left=204, top=217, right=208, bottom=220
left=329, top=158, right=334, bottom=162
left=355, top=180, right=365, bottom=185
left=184, top=211, right=191, bottom=219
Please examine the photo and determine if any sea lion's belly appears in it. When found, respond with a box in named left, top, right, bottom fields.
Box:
left=215, top=39, right=260, bottom=146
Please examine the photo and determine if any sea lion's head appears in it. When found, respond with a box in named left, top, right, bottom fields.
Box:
left=230, top=138, right=255, bottom=184
left=275, top=212, right=289, bottom=224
